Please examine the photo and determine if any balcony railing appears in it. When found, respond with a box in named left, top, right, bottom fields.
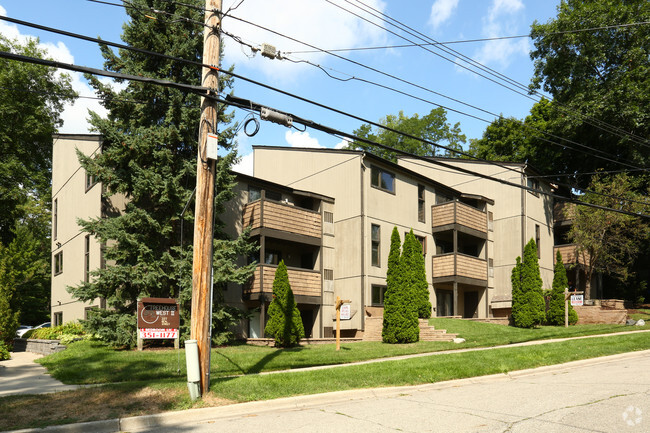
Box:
left=432, top=201, right=487, bottom=233
left=554, top=244, right=590, bottom=267
left=432, top=253, right=487, bottom=282
left=243, top=200, right=322, bottom=239
left=554, top=202, right=576, bottom=223
left=245, top=265, right=322, bottom=300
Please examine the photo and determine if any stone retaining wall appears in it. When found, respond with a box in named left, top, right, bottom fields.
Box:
left=12, top=338, right=67, bottom=355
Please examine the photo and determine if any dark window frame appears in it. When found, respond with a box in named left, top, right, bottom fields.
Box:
left=54, top=251, right=63, bottom=275
left=371, top=284, right=388, bottom=306
left=371, top=224, right=381, bottom=267
left=418, top=184, right=425, bottom=222
left=370, top=166, right=396, bottom=194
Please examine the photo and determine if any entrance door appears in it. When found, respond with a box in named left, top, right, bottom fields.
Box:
left=464, top=291, right=479, bottom=318
left=436, top=290, right=453, bottom=317
left=299, top=308, right=314, bottom=338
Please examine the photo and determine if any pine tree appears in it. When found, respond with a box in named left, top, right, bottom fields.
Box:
left=547, top=251, right=578, bottom=325
left=264, top=261, right=304, bottom=347
left=512, top=239, right=546, bottom=328
left=382, top=228, right=419, bottom=343
left=69, top=0, right=255, bottom=347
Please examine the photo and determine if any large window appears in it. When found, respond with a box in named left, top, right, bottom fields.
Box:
left=248, top=186, right=261, bottom=202
left=535, top=224, right=541, bottom=258
left=371, top=285, right=387, bottom=306
left=54, top=251, right=63, bottom=275
left=371, top=166, right=395, bottom=193
left=53, top=198, right=58, bottom=240
left=85, top=171, right=97, bottom=192
left=418, top=184, right=425, bottom=222
left=371, top=224, right=380, bottom=267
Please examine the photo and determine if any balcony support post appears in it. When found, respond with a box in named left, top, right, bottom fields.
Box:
left=259, top=294, right=266, bottom=338
left=453, top=282, right=458, bottom=317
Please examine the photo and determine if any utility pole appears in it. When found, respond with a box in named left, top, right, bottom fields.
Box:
left=191, top=0, right=221, bottom=397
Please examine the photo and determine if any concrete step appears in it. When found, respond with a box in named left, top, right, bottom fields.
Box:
left=362, top=316, right=457, bottom=342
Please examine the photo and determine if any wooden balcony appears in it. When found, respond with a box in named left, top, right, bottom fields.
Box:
left=554, top=202, right=576, bottom=223
left=245, top=265, right=322, bottom=302
left=432, top=254, right=487, bottom=283
left=243, top=200, right=322, bottom=239
left=432, top=201, right=487, bottom=234
left=554, top=244, right=590, bottom=267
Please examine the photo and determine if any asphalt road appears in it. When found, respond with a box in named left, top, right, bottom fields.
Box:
left=121, top=350, right=649, bottom=433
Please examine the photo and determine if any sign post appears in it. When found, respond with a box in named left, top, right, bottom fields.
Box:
left=564, top=289, right=584, bottom=328
left=335, top=296, right=351, bottom=351
left=137, top=298, right=180, bottom=349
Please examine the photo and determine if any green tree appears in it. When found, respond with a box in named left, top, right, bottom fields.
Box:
left=529, top=0, right=650, bottom=179
left=0, top=35, right=75, bottom=245
left=403, top=230, right=431, bottom=318
left=348, top=108, right=466, bottom=162
left=264, top=261, right=304, bottom=347
left=69, top=0, right=255, bottom=348
left=510, top=256, right=522, bottom=325
left=511, top=239, right=546, bottom=328
left=567, top=173, right=649, bottom=300
left=547, top=251, right=578, bottom=326
left=382, top=229, right=419, bottom=344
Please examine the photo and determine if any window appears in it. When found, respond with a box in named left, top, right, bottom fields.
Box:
left=527, top=177, right=540, bottom=196
left=435, top=191, right=452, bottom=204
left=324, top=269, right=333, bottom=281
left=371, top=224, right=380, bottom=267
left=371, top=166, right=395, bottom=193
left=265, top=190, right=282, bottom=201
left=488, top=211, right=494, bottom=231
left=54, top=251, right=63, bottom=275
left=84, top=235, right=91, bottom=283
left=85, top=171, right=97, bottom=192
left=415, top=235, right=427, bottom=255
left=418, top=184, right=425, bottom=222
left=535, top=224, right=541, bottom=258
left=324, top=211, right=334, bottom=223
left=53, top=312, right=63, bottom=326
left=371, top=285, right=388, bottom=306
left=248, top=186, right=261, bottom=202
left=53, top=198, right=58, bottom=240
left=265, top=250, right=282, bottom=265
left=489, top=258, right=494, bottom=278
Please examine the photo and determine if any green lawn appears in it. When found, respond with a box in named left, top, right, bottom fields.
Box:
left=3, top=321, right=649, bottom=431
left=37, top=320, right=648, bottom=385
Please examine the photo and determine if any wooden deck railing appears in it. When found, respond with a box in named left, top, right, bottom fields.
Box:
left=432, top=201, right=487, bottom=233
left=432, top=253, right=487, bottom=281
left=245, top=265, right=322, bottom=298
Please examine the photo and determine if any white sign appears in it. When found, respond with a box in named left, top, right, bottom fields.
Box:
left=570, top=294, right=584, bottom=306
left=340, top=304, right=351, bottom=320
left=139, top=328, right=178, bottom=339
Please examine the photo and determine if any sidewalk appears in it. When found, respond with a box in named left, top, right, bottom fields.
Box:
left=0, top=351, right=80, bottom=397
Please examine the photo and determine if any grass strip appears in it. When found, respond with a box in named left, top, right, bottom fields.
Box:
left=4, top=333, right=649, bottom=431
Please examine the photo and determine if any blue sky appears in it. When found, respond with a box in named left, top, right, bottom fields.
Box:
left=1, top=0, right=561, bottom=174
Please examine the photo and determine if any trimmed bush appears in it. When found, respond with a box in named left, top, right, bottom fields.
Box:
left=547, top=251, right=578, bottom=325
left=382, top=227, right=419, bottom=344
left=404, top=230, right=431, bottom=319
left=511, top=239, right=546, bottom=328
left=264, top=261, right=305, bottom=347
left=0, top=342, right=10, bottom=360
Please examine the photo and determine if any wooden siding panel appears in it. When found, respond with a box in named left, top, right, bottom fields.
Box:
left=245, top=265, right=321, bottom=298
left=432, top=254, right=487, bottom=280
left=554, top=244, right=590, bottom=267
left=243, top=201, right=322, bottom=238
left=432, top=202, right=486, bottom=233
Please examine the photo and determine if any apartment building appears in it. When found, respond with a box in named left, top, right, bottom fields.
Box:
left=397, top=157, right=555, bottom=318
left=252, top=146, right=495, bottom=335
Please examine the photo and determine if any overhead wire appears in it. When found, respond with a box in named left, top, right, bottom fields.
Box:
left=344, top=0, right=650, bottom=148
left=2, top=48, right=647, bottom=217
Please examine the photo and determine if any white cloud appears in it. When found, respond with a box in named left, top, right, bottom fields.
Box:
left=221, top=0, right=388, bottom=84
left=233, top=152, right=254, bottom=176
left=458, top=0, right=529, bottom=72
left=285, top=130, right=322, bottom=148
left=429, top=0, right=460, bottom=31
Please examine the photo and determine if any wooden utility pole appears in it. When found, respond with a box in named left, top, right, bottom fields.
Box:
left=191, top=0, right=221, bottom=397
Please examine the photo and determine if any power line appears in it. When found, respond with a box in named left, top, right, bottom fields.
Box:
left=3, top=48, right=647, bottom=217
left=285, top=21, right=650, bottom=53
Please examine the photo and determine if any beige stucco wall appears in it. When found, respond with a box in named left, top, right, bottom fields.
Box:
left=51, top=134, right=105, bottom=323
left=398, top=157, right=555, bottom=306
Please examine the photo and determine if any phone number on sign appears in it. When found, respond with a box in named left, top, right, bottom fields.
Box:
left=139, top=329, right=178, bottom=339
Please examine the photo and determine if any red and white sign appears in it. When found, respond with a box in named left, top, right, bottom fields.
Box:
left=570, top=294, right=584, bottom=306
left=139, top=328, right=178, bottom=339
left=340, top=304, right=351, bottom=320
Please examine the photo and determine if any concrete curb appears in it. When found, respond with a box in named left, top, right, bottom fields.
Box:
left=13, top=349, right=648, bottom=433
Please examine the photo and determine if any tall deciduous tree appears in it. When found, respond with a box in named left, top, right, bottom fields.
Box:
left=0, top=35, right=76, bottom=245
left=566, top=173, right=649, bottom=300
left=547, top=251, right=578, bottom=326
left=264, top=261, right=304, bottom=347
left=70, top=0, right=255, bottom=347
left=511, top=239, right=546, bottom=328
left=529, top=0, right=650, bottom=179
left=348, top=108, right=466, bottom=162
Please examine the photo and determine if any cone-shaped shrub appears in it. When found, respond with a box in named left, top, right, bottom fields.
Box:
left=403, top=230, right=431, bottom=318
left=547, top=251, right=578, bottom=325
left=382, top=227, right=419, bottom=343
left=264, top=261, right=305, bottom=347
left=511, top=239, right=546, bottom=328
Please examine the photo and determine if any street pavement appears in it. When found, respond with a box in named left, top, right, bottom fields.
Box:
left=0, top=351, right=80, bottom=397
left=121, top=350, right=650, bottom=433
